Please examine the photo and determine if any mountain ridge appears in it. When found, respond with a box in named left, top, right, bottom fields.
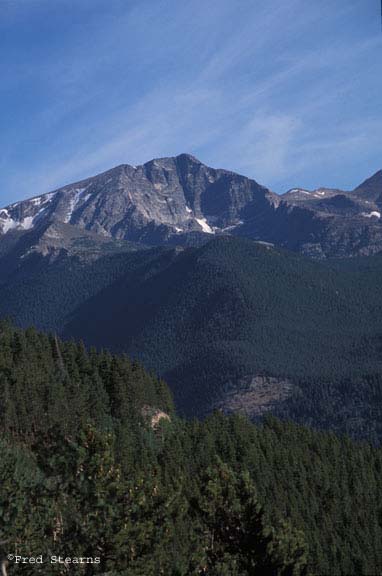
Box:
left=1, top=153, right=380, bottom=258
left=0, top=153, right=276, bottom=243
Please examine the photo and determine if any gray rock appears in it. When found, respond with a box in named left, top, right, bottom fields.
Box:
left=1, top=154, right=381, bottom=258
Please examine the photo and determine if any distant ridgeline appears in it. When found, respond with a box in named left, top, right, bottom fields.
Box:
left=0, top=322, right=382, bottom=575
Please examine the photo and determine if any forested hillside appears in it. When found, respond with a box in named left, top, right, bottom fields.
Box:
left=1, top=323, right=382, bottom=575
left=2, top=236, right=382, bottom=442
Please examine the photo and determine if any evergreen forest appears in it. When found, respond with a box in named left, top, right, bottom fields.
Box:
left=0, top=321, right=381, bottom=575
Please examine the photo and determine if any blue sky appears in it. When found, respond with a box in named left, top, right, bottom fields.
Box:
left=0, top=0, right=381, bottom=205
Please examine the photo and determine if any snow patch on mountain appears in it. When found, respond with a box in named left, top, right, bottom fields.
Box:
left=195, top=217, right=214, bottom=234
left=63, top=188, right=87, bottom=223
left=222, top=221, right=243, bottom=232
left=0, top=210, right=34, bottom=233
left=0, top=191, right=59, bottom=234
left=289, top=189, right=310, bottom=195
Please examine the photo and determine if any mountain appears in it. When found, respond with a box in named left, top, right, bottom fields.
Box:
left=0, top=153, right=278, bottom=246
left=272, top=171, right=382, bottom=257
left=1, top=154, right=381, bottom=257
left=2, top=233, right=382, bottom=441
left=2, top=155, right=382, bottom=441
left=353, top=169, right=382, bottom=203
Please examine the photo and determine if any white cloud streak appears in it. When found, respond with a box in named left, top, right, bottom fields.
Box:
left=1, top=0, right=381, bottom=202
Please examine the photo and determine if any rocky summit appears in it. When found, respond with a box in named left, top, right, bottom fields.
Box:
left=0, top=153, right=381, bottom=257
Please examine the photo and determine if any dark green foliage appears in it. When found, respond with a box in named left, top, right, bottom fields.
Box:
left=0, top=319, right=173, bottom=441
left=0, top=323, right=382, bottom=575
left=188, top=413, right=382, bottom=575
left=192, top=461, right=308, bottom=575
left=2, top=237, right=382, bottom=441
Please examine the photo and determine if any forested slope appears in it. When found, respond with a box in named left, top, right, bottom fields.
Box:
left=1, top=323, right=382, bottom=575
left=2, top=236, right=382, bottom=440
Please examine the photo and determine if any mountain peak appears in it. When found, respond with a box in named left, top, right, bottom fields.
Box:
left=353, top=169, right=382, bottom=203
left=2, top=159, right=382, bottom=258
left=0, top=154, right=273, bottom=242
left=355, top=169, right=382, bottom=190
left=143, top=153, right=203, bottom=168
left=175, top=153, right=202, bottom=163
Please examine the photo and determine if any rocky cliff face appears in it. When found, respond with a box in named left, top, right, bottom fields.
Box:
left=353, top=170, right=382, bottom=204
left=269, top=171, right=382, bottom=257
left=0, top=154, right=381, bottom=258
left=0, top=154, right=278, bottom=245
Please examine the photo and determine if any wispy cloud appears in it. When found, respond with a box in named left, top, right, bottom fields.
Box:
left=0, top=0, right=381, bottom=203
